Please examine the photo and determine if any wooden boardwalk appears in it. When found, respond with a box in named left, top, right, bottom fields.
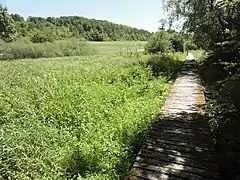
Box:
left=127, top=55, right=220, bottom=180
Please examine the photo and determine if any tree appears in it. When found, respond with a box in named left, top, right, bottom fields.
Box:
left=0, top=5, right=153, bottom=42
left=15, top=21, right=28, bottom=37
left=12, top=15, right=152, bottom=41
left=31, top=30, right=53, bottom=43
left=163, top=0, right=240, bottom=60
left=10, top=14, right=24, bottom=22
left=170, top=32, right=185, bottom=52
left=145, top=31, right=173, bottom=54
left=0, top=4, right=17, bottom=42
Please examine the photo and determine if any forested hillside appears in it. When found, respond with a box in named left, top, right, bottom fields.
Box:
left=10, top=13, right=152, bottom=42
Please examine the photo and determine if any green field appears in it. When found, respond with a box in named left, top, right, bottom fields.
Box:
left=0, top=40, right=147, bottom=61
left=0, top=53, right=184, bottom=179
left=87, top=41, right=147, bottom=55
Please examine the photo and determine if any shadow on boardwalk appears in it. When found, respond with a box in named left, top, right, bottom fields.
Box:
left=128, top=112, right=220, bottom=180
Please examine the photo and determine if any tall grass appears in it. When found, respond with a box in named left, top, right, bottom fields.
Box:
left=0, top=38, right=93, bottom=60
left=87, top=41, right=146, bottom=55
left=0, top=53, right=185, bottom=179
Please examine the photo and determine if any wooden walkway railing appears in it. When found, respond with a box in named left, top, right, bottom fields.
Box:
left=127, top=55, right=220, bottom=180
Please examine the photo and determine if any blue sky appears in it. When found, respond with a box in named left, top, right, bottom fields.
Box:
left=0, top=0, right=164, bottom=32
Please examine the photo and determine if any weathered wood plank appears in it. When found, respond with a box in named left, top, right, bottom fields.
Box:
left=148, top=128, right=213, bottom=142
left=150, top=126, right=211, bottom=136
left=128, top=168, right=186, bottom=180
left=138, top=149, right=218, bottom=171
left=141, top=144, right=217, bottom=163
left=156, top=117, right=210, bottom=124
left=131, top=161, right=218, bottom=180
left=134, top=156, right=219, bottom=179
left=152, top=121, right=211, bottom=132
left=143, top=141, right=216, bottom=159
left=145, top=137, right=214, bottom=151
left=145, top=138, right=214, bottom=152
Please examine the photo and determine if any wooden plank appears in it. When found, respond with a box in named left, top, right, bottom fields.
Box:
left=152, top=121, right=211, bottom=132
left=138, top=149, right=218, bottom=171
left=144, top=141, right=216, bottom=159
left=141, top=144, right=217, bottom=163
left=167, top=93, right=204, bottom=96
left=150, top=126, right=211, bottom=136
left=172, top=85, right=203, bottom=88
left=156, top=117, right=210, bottom=126
left=132, top=161, right=218, bottom=180
left=161, top=108, right=199, bottom=114
left=128, top=168, right=186, bottom=180
left=145, top=137, right=214, bottom=151
left=164, top=101, right=202, bottom=106
left=147, top=130, right=214, bottom=147
left=134, top=156, right=219, bottom=179
left=145, top=137, right=214, bottom=152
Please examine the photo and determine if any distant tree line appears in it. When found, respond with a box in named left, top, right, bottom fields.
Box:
left=16, top=15, right=153, bottom=42
left=0, top=4, right=153, bottom=43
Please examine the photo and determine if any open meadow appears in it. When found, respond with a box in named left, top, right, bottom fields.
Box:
left=87, top=41, right=146, bottom=55
left=0, top=52, right=185, bottom=179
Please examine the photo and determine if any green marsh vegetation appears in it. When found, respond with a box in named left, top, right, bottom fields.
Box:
left=0, top=53, right=185, bottom=179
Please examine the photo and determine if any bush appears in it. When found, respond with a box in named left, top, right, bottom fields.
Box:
left=31, top=31, right=48, bottom=43
left=89, top=31, right=104, bottom=41
left=0, top=38, right=93, bottom=60
left=145, top=31, right=198, bottom=54
left=184, top=41, right=198, bottom=52
left=146, top=53, right=184, bottom=78
left=145, top=31, right=173, bottom=54
left=0, top=39, right=5, bottom=52
left=170, top=34, right=185, bottom=52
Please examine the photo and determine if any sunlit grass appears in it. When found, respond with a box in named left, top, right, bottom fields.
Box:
left=86, top=41, right=146, bottom=55
left=0, top=53, right=184, bottom=179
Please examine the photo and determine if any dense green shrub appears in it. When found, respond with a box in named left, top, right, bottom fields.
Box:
left=29, top=27, right=74, bottom=43
left=145, top=31, right=173, bottom=54
left=170, top=34, right=185, bottom=52
left=184, top=41, right=198, bottom=52
left=0, top=38, right=93, bottom=60
left=145, top=31, right=194, bottom=54
left=146, top=53, right=185, bottom=77
left=88, top=31, right=104, bottom=41
left=31, top=31, right=53, bottom=43
left=0, top=5, right=17, bottom=42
